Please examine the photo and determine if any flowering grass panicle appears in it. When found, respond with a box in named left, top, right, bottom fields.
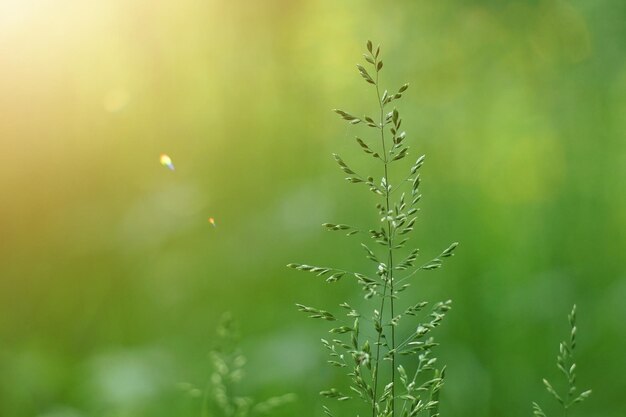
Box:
left=288, top=41, right=458, bottom=417
left=533, top=305, right=591, bottom=417
left=182, top=313, right=295, bottom=417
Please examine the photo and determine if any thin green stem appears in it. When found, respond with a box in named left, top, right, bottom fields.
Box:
left=371, top=281, right=388, bottom=417
left=375, top=59, right=396, bottom=417
left=370, top=58, right=393, bottom=417
left=389, top=171, right=415, bottom=195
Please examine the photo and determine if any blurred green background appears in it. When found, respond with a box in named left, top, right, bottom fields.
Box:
left=1, top=0, right=625, bottom=416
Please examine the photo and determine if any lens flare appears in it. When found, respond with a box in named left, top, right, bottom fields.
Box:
left=160, top=154, right=175, bottom=171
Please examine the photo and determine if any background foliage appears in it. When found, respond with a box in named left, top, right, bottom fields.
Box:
left=0, top=0, right=624, bottom=416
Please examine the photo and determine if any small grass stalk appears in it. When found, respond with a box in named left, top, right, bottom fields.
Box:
left=532, top=305, right=592, bottom=417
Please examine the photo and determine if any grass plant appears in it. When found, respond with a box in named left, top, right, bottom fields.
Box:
left=182, top=313, right=295, bottom=417
left=532, top=305, right=592, bottom=417
left=288, top=41, right=458, bottom=417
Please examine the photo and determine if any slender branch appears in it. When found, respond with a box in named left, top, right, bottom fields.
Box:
left=369, top=53, right=393, bottom=417
left=371, top=271, right=389, bottom=417
left=389, top=172, right=415, bottom=195
left=375, top=54, right=396, bottom=417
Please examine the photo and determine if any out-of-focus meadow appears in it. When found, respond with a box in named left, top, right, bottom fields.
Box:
left=1, top=0, right=625, bottom=416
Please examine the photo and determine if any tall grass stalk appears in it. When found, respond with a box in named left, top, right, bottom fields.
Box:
left=289, top=41, right=458, bottom=417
